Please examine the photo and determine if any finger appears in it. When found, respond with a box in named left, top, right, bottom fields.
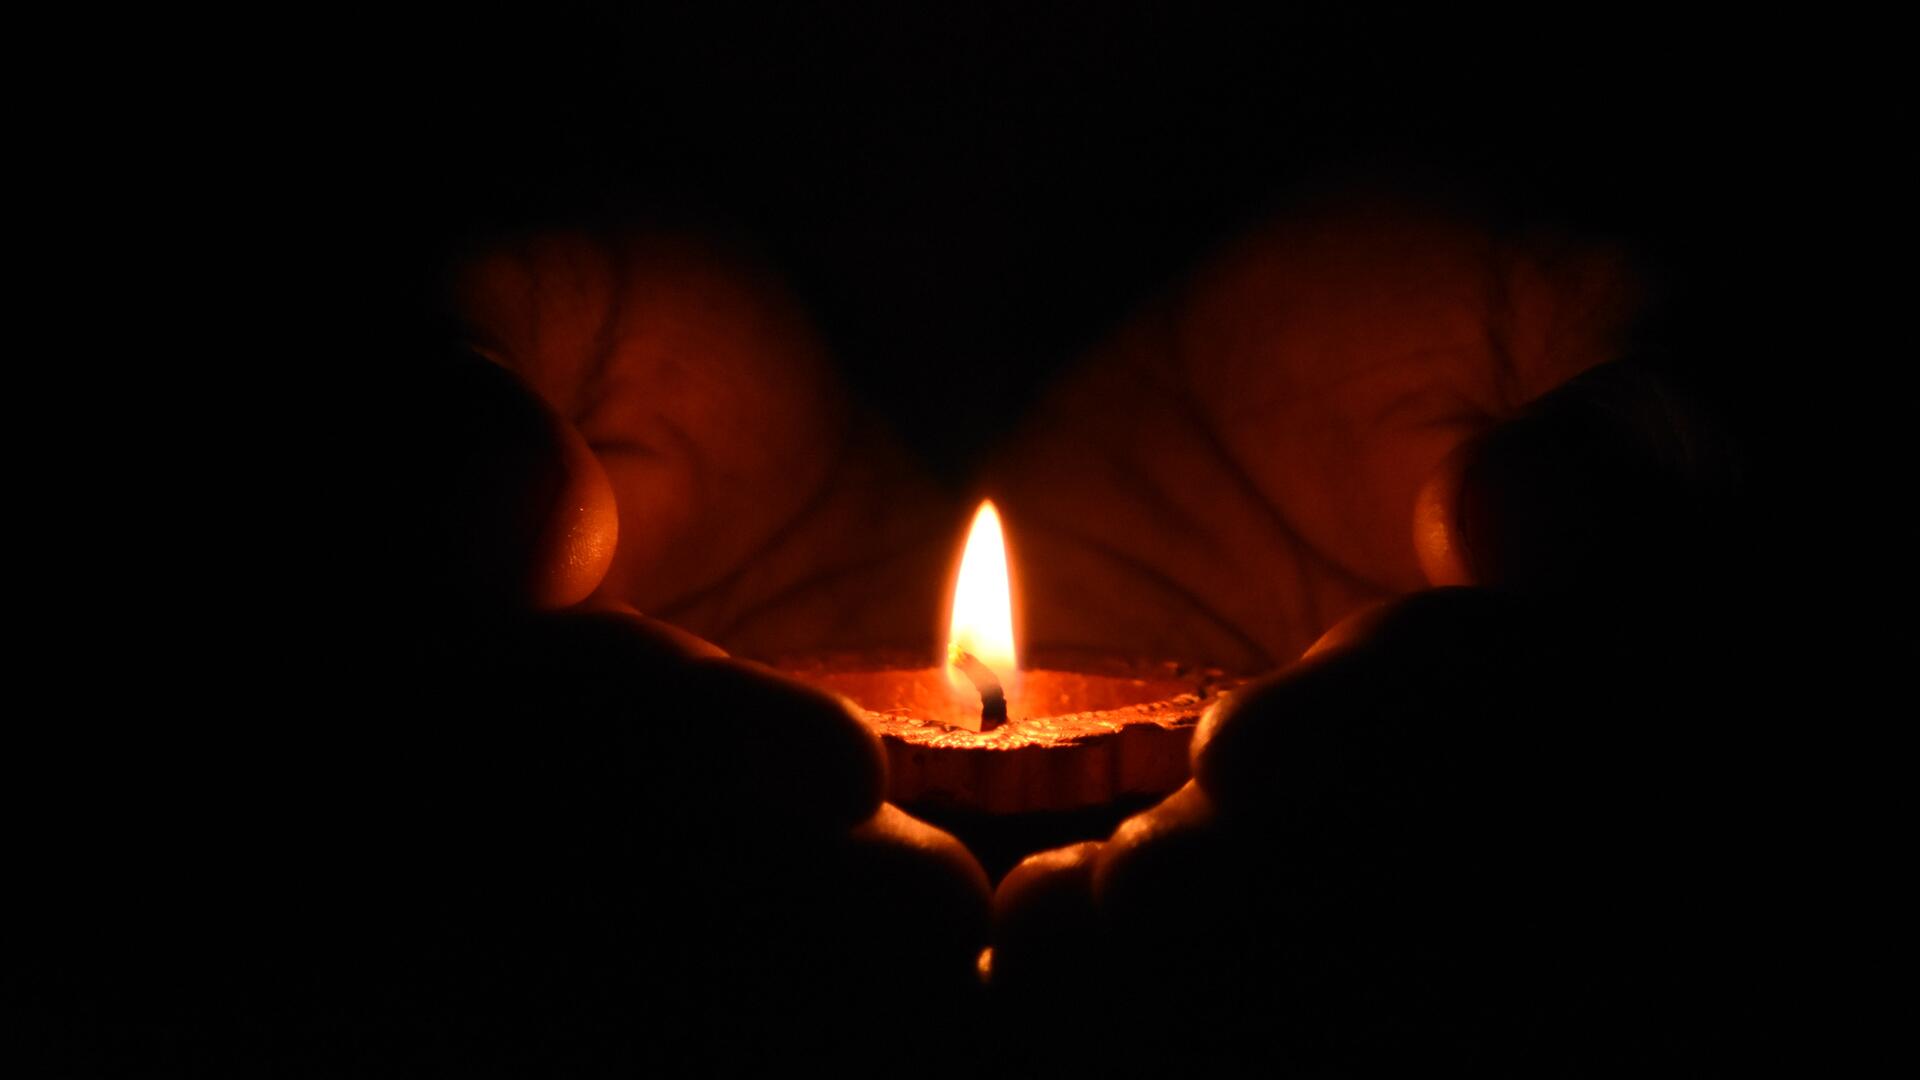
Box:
left=1168, top=592, right=1633, bottom=1067
left=1189, top=588, right=1544, bottom=829
left=403, top=349, right=618, bottom=612
left=457, top=232, right=850, bottom=621
left=1086, top=783, right=1288, bottom=1069
left=1090, top=781, right=1237, bottom=951
left=570, top=596, right=728, bottom=659
left=1414, top=359, right=1739, bottom=597
left=438, top=612, right=885, bottom=835
left=698, top=802, right=991, bottom=1071
left=645, top=658, right=890, bottom=833
left=1168, top=198, right=1639, bottom=595
left=372, top=613, right=965, bottom=1073
left=1184, top=587, right=1643, bottom=1003
left=990, top=841, right=1103, bottom=996
left=838, top=802, right=993, bottom=973
left=986, top=841, right=1110, bottom=1067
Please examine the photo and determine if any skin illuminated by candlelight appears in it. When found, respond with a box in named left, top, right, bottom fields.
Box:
left=407, top=190, right=1767, bottom=1076
left=458, top=205, right=1639, bottom=669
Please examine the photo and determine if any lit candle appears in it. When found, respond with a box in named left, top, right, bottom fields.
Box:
left=777, top=500, right=1242, bottom=818
left=944, top=501, right=1018, bottom=731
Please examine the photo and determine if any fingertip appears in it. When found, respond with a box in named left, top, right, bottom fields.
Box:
left=675, top=801, right=988, bottom=1066
left=672, top=660, right=888, bottom=831
left=411, top=353, right=618, bottom=613
left=1301, top=598, right=1393, bottom=658
left=1091, top=781, right=1221, bottom=905
left=995, top=841, right=1101, bottom=926
left=571, top=598, right=727, bottom=658
left=990, top=841, right=1104, bottom=1001
left=514, top=607, right=725, bottom=689
left=527, top=411, right=618, bottom=610
left=850, top=802, right=993, bottom=907
left=1193, top=587, right=1531, bottom=819
left=1188, top=656, right=1349, bottom=820
left=1415, top=362, right=1737, bottom=597
left=1414, top=437, right=1479, bottom=588
left=831, top=803, right=992, bottom=974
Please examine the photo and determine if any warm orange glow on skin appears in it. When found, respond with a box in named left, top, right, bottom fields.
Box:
left=945, top=501, right=1018, bottom=697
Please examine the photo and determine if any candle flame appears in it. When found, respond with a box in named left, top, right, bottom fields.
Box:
left=945, top=500, right=1018, bottom=694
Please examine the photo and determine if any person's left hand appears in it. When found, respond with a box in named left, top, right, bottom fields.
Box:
left=457, top=230, right=963, bottom=658
left=395, top=353, right=993, bottom=1072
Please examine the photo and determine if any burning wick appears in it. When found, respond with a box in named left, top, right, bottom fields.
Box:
left=945, top=500, right=1018, bottom=734
left=947, top=644, right=1008, bottom=732
left=775, top=495, right=1247, bottom=816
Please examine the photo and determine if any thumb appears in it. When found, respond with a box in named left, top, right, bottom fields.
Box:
left=1414, top=359, right=1740, bottom=597
left=402, top=348, right=619, bottom=614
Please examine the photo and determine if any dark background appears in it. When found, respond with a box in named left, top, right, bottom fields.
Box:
left=340, top=14, right=1896, bottom=1059
left=324, top=2, right=1894, bottom=481
left=18, top=4, right=1905, bottom=1071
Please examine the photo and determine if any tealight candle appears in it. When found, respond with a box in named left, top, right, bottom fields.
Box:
left=778, top=502, right=1242, bottom=819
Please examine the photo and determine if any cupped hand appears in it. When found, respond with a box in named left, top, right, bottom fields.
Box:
left=987, top=588, right=1722, bottom=1071
left=385, top=353, right=990, bottom=1073
left=967, top=201, right=1769, bottom=1070
left=445, top=207, right=1702, bottom=1074
left=986, top=195, right=1642, bottom=669
left=457, top=230, right=962, bottom=659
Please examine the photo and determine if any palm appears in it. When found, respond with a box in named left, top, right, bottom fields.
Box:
left=990, top=200, right=1639, bottom=669
left=459, top=231, right=962, bottom=657
left=460, top=203, right=1637, bottom=669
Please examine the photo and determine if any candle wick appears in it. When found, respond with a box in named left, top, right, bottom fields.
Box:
left=948, top=647, right=1008, bottom=731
